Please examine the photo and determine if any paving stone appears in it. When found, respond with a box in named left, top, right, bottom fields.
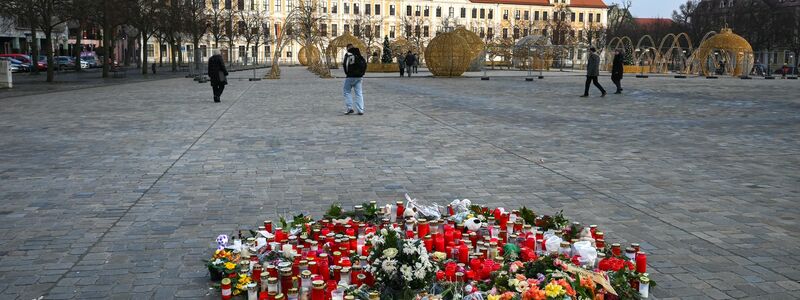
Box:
left=0, top=67, right=798, bottom=300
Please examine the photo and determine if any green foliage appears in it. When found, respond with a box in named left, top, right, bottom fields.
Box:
left=469, top=205, right=491, bottom=218
left=279, top=215, right=289, bottom=229
left=563, top=222, right=584, bottom=241
left=608, top=270, right=643, bottom=300
left=537, top=210, right=569, bottom=231
left=325, top=203, right=343, bottom=219
left=519, top=206, right=537, bottom=226
left=521, top=255, right=556, bottom=279
left=381, top=36, right=393, bottom=63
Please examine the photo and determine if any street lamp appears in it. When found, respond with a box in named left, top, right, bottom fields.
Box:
left=789, top=54, right=798, bottom=79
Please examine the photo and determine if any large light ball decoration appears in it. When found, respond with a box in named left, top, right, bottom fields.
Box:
left=298, top=45, right=321, bottom=66
left=694, top=27, right=753, bottom=77
left=425, top=32, right=471, bottom=77
left=453, top=27, right=485, bottom=72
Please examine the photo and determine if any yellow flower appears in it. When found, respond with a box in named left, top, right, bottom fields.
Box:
left=433, top=252, right=447, bottom=261
left=544, top=283, right=564, bottom=298
left=224, top=262, right=236, bottom=270
left=488, top=294, right=501, bottom=300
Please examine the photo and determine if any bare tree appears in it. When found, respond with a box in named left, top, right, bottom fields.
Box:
left=32, top=0, right=70, bottom=82
left=208, top=1, right=227, bottom=49
left=289, top=1, right=330, bottom=76
left=184, top=0, right=210, bottom=72
left=68, top=0, right=98, bottom=72
left=607, top=0, right=634, bottom=39
left=351, top=13, right=383, bottom=57
left=238, top=6, right=266, bottom=66
left=159, top=0, right=186, bottom=71
left=0, top=1, right=41, bottom=75
left=401, top=15, right=430, bottom=62
left=222, top=7, right=239, bottom=65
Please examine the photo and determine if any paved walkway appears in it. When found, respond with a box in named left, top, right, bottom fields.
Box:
left=0, top=67, right=798, bottom=299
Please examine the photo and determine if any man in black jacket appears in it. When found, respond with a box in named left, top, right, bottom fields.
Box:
left=404, top=51, right=415, bottom=77
left=208, top=49, right=228, bottom=103
left=611, top=49, right=624, bottom=94
left=342, top=44, right=366, bottom=115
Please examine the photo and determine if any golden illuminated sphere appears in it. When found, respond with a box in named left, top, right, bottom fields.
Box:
left=327, top=32, right=367, bottom=55
left=695, top=28, right=754, bottom=76
left=298, top=45, right=321, bottom=66
left=453, top=27, right=484, bottom=60
left=425, top=32, right=471, bottom=77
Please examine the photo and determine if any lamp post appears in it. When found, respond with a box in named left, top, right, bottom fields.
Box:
left=538, top=47, right=544, bottom=79
left=789, top=54, right=798, bottom=79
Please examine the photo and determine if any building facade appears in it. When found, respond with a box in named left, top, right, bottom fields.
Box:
left=145, top=0, right=607, bottom=66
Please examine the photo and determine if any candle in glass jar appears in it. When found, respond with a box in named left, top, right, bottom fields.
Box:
left=221, top=278, right=232, bottom=300
left=395, top=201, right=405, bottom=222
left=267, top=277, right=279, bottom=294
left=635, top=251, right=647, bottom=273
left=280, top=268, right=293, bottom=296
left=611, top=243, right=621, bottom=257
left=638, top=276, right=650, bottom=298
left=458, top=243, right=469, bottom=264
left=418, top=219, right=430, bottom=238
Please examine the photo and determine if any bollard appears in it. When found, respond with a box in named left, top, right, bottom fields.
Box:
left=0, top=61, right=12, bottom=89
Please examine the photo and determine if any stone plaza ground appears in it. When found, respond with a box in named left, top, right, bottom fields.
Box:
left=0, top=67, right=799, bottom=299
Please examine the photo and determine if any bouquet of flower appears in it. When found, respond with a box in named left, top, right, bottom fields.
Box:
left=367, top=227, right=438, bottom=299
left=205, top=249, right=240, bottom=281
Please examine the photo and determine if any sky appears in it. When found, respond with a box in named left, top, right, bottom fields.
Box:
left=606, top=0, right=688, bottom=18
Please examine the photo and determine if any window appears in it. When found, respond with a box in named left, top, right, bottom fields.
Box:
left=488, top=9, right=493, bottom=19
left=320, top=1, right=327, bottom=12
left=543, top=11, right=548, bottom=20
left=514, top=10, right=520, bottom=20
left=332, top=24, right=338, bottom=36
left=354, top=24, right=360, bottom=36
left=286, top=0, right=292, bottom=10
left=200, top=45, right=207, bottom=57
left=276, top=0, right=281, bottom=11
left=212, top=0, right=220, bottom=9
left=332, top=3, right=337, bottom=13
left=147, top=44, right=154, bottom=57
left=265, top=45, right=270, bottom=57
left=239, top=46, right=246, bottom=57
left=460, top=7, right=466, bottom=18
left=249, top=0, right=254, bottom=10
left=344, top=24, right=350, bottom=33
left=534, top=11, right=539, bottom=20
left=503, top=10, right=508, bottom=20
left=225, top=0, right=231, bottom=9
left=424, top=6, right=429, bottom=17
left=321, top=23, right=328, bottom=36
left=406, top=5, right=412, bottom=16
left=423, top=25, right=429, bottom=37
left=264, top=0, right=269, bottom=11
left=449, top=7, right=454, bottom=17
left=472, top=8, right=477, bottom=18
left=390, top=26, right=395, bottom=38
left=524, top=11, right=529, bottom=20
left=414, top=25, right=420, bottom=37
left=390, top=5, right=395, bottom=15
left=405, top=25, right=412, bottom=36
left=502, top=28, right=508, bottom=39
left=523, top=28, right=528, bottom=36
left=344, top=3, right=349, bottom=14
left=365, top=4, right=371, bottom=15
left=480, top=8, right=485, bottom=19
left=374, top=25, right=380, bottom=37
left=287, top=51, right=292, bottom=58
left=416, top=5, right=421, bottom=17
left=588, top=13, right=593, bottom=23
left=596, top=13, right=601, bottom=23
left=354, top=3, right=359, bottom=14
left=571, top=12, right=575, bottom=22
left=513, top=27, right=519, bottom=39
left=487, top=27, right=493, bottom=38
left=436, top=6, right=441, bottom=17
left=375, top=4, right=380, bottom=15
left=479, top=27, right=485, bottom=38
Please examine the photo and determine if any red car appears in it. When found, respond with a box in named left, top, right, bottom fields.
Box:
left=0, top=54, right=47, bottom=70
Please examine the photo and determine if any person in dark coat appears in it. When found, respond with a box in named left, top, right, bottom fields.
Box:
left=611, top=49, right=624, bottom=94
left=398, top=55, right=406, bottom=77
left=581, top=47, right=606, bottom=97
left=208, top=49, right=228, bottom=103
left=404, top=51, right=415, bottom=77
left=412, top=53, right=418, bottom=73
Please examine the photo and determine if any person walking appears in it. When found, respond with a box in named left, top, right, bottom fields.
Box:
left=342, top=44, right=367, bottom=115
left=412, top=53, right=419, bottom=73
left=398, top=54, right=406, bottom=77
left=581, top=47, right=606, bottom=98
left=611, top=49, right=624, bottom=94
left=404, top=51, right=415, bottom=77
left=208, top=49, right=228, bottom=103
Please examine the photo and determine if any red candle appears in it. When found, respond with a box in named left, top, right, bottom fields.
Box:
left=469, top=258, right=482, bottom=274
left=418, top=220, right=430, bottom=239
left=636, top=252, right=647, bottom=273
left=264, top=221, right=273, bottom=233
left=611, top=243, right=621, bottom=257
left=444, top=230, right=454, bottom=246
left=311, top=280, right=325, bottom=300
left=435, top=236, right=445, bottom=252
left=396, top=201, right=405, bottom=221
left=424, top=236, right=433, bottom=252
left=458, top=243, right=469, bottom=264
left=221, top=278, right=232, bottom=300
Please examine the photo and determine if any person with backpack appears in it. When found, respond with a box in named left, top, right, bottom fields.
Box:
left=342, top=44, right=366, bottom=115
left=404, top=51, right=415, bottom=77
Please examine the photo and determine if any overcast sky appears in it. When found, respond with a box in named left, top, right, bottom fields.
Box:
left=607, top=0, right=688, bottom=18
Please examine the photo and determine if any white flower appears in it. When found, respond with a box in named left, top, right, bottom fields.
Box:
left=414, top=265, right=427, bottom=279
left=403, top=242, right=417, bottom=255
left=371, top=235, right=385, bottom=247
left=381, top=228, right=389, bottom=236
left=383, top=248, right=399, bottom=259
left=381, top=259, right=397, bottom=274
left=212, top=259, right=223, bottom=265
left=400, top=265, right=414, bottom=282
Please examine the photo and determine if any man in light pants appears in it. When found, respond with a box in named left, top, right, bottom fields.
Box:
left=342, top=44, right=367, bottom=115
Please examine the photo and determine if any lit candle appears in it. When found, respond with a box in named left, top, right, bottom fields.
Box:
left=636, top=251, right=647, bottom=273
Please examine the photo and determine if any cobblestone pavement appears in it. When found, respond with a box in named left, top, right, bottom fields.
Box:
left=0, top=67, right=798, bottom=299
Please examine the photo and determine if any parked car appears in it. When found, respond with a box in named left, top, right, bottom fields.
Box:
left=774, top=67, right=796, bottom=75
left=0, top=57, right=31, bottom=72
left=54, top=56, right=75, bottom=69
left=0, top=54, right=45, bottom=71
left=81, top=56, right=99, bottom=68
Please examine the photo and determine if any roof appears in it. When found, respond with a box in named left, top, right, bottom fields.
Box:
left=467, top=0, right=607, bottom=8
left=634, top=18, right=675, bottom=27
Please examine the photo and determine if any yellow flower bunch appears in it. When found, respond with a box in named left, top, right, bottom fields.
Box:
left=544, top=282, right=565, bottom=298
left=224, top=262, right=236, bottom=270
left=487, top=294, right=501, bottom=300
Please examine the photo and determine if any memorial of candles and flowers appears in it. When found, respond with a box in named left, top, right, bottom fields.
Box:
left=206, top=195, right=655, bottom=300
